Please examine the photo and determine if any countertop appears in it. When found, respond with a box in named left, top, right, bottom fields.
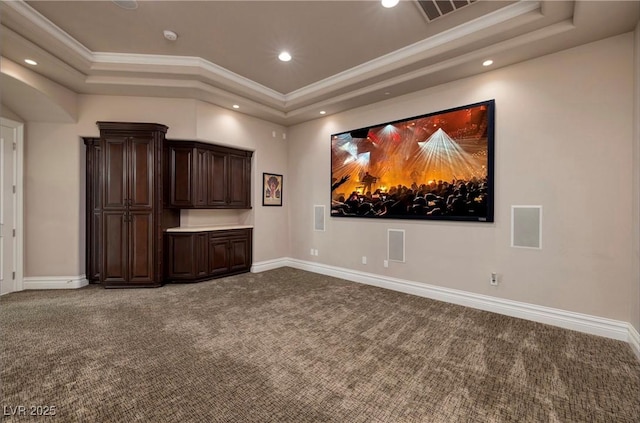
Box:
left=165, top=225, right=253, bottom=233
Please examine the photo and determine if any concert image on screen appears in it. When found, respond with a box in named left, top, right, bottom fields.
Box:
left=330, top=100, right=495, bottom=222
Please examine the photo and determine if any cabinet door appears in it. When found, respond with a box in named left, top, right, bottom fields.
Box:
left=193, top=149, right=208, bottom=207
left=103, top=138, right=128, bottom=209
left=128, top=211, right=154, bottom=283
left=209, top=238, right=230, bottom=275
left=102, top=211, right=128, bottom=283
left=85, top=140, right=102, bottom=282
left=208, top=151, right=228, bottom=206
left=229, top=237, right=250, bottom=272
left=128, top=137, right=154, bottom=209
left=169, top=146, right=193, bottom=207
left=166, top=233, right=195, bottom=279
left=228, top=155, right=248, bottom=207
left=194, top=233, right=209, bottom=277
left=89, top=211, right=102, bottom=281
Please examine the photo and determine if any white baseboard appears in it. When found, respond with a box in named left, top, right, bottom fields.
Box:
left=629, top=324, right=640, bottom=360
left=252, top=258, right=637, bottom=351
left=251, top=258, right=290, bottom=273
left=23, top=275, right=88, bottom=290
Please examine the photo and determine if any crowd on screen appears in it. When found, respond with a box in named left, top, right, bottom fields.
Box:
left=331, top=176, right=489, bottom=218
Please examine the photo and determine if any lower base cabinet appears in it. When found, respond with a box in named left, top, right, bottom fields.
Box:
left=165, top=228, right=252, bottom=282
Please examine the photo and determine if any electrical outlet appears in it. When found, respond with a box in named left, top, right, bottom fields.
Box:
left=310, top=248, right=314, bottom=256
left=383, top=260, right=389, bottom=268
left=362, top=256, right=367, bottom=264
left=490, top=272, right=498, bottom=286
left=314, top=249, right=319, bottom=256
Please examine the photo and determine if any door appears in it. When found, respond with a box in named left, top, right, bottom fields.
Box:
left=0, top=124, right=17, bottom=295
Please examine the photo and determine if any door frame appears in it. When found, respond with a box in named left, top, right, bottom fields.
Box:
left=0, top=117, right=24, bottom=293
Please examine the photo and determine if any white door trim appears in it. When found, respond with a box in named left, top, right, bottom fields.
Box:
left=0, top=118, right=24, bottom=293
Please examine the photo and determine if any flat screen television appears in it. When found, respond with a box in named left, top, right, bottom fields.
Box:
left=330, top=99, right=495, bottom=222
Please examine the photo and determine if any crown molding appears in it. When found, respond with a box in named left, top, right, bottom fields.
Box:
left=91, top=53, right=286, bottom=103
left=85, top=75, right=287, bottom=121
left=4, top=0, right=93, bottom=62
left=8, top=0, right=541, bottom=111
left=284, top=19, right=575, bottom=120
left=285, top=0, right=542, bottom=103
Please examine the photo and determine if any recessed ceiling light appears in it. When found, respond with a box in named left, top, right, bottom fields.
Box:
left=278, top=51, right=292, bottom=62
left=112, top=0, right=138, bottom=10
left=319, top=111, right=326, bottom=115
left=24, top=59, right=38, bottom=66
left=483, top=59, right=494, bottom=67
left=232, top=104, right=240, bottom=109
left=381, top=0, right=399, bottom=8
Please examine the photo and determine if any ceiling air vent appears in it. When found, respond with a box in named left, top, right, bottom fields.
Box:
left=417, top=0, right=477, bottom=22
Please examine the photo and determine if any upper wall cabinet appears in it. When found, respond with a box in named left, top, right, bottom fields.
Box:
left=167, top=140, right=253, bottom=209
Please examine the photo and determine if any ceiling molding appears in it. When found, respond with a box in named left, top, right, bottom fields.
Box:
left=84, top=75, right=287, bottom=121
left=285, top=0, right=541, bottom=103
left=7, top=0, right=540, bottom=109
left=3, top=0, right=638, bottom=126
left=284, top=19, right=575, bottom=122
left=4, top=0, right=93, bottom=63
left=91, top=52, right=286, bottom=103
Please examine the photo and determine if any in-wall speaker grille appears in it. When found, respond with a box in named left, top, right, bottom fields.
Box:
left=511, top=206, right=542, bottom=249
left=388, top=229, right=405, bottom=262
left=314, top=205, right=325, bottom=231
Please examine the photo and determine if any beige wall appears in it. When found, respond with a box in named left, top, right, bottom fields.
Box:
left=24, top=95, right=289, bottom=277
left=1, top=104, right=24, bottom=121
left=287, top=33, right=636, bottom=323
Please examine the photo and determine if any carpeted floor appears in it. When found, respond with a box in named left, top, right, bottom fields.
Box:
left=1, top=267, right=639, bottom=422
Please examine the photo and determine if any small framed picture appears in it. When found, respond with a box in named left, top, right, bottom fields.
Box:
left=263, top=173, right=283, bottom=206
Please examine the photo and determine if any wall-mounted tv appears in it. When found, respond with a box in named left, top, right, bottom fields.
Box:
left=330, top=100, right=495, bottom=222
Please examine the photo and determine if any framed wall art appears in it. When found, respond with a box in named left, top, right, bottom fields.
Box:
left=263, top=172, right=283, bottom=206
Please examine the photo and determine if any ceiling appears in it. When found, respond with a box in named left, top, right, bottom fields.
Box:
left=1, top=0, right=639, bottom=126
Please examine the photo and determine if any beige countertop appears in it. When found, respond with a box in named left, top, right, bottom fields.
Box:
left=165, top=225, right=253, bottom=233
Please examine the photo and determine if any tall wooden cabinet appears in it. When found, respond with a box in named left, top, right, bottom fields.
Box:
left=85, top=122, right=179, bottom=288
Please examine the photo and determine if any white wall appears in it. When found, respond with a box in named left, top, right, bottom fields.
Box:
left=287, top=33, right=636, bottom=323
left=24, top=95, right=289, bottom=277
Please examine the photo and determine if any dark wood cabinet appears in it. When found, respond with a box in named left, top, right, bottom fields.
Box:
left=84, top=138, right=101, bottom=282
left=165, top=228, right=252, bottom=282
left=167, top=141, right=252, bottom=209
left=84, top=122, right=179, bottom=288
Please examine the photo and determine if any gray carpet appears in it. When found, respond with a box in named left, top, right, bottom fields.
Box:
left=1, top=267, right=639, bottom=422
